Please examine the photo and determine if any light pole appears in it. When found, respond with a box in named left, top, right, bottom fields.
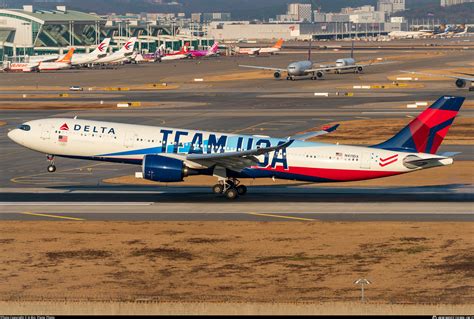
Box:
left=354, top=278, right=371, bottom=303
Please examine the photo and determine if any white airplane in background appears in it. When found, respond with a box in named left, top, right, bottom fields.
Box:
left=401, top=70, right=474, bottom=89
left=37, top=48, right=75, bottom=71
left=68, top=38, right=111, bottom=66
left=94, top=37, right=137, bottom=64
left=26, top=38, right=110, bottom=65
left=8, top=96, right=465, bottom=200
left=240, top=42, right=388, bottom=80
left=234, top=39, right=284, bottom=55
left=389, top=30, right=433, bottom=39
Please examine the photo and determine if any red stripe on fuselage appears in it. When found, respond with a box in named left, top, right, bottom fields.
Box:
left=255, top=165, right=402, bottom=182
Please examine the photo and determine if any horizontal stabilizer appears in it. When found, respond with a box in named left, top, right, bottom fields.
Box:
left=403, top=155, right=453, bottom=169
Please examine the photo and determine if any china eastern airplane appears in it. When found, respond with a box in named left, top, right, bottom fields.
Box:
left=8, top=96, right=464, bottom=199
left=94, top=37, right=137, bottom=64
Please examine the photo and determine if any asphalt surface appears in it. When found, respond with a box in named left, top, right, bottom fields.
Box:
left=0, top=38, right=472, bottom=222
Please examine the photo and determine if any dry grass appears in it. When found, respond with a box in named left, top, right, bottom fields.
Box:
left=306, top=117, right=473, bottom=145
left=0, top=301, right=472, bottom=315
left=0, top=221, right=472, bottom=304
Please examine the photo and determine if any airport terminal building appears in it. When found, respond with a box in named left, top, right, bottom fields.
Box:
left=0, top=5, right=103, bottom=57
left=0, top=5, right=215, bottom=60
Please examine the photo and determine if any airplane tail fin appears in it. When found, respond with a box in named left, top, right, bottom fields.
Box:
left=373, top=96, right=465, bottom=154
left=92, top=38, right=110, bottom=55
left=120, top=37, right=137, bottom=53
left=57, top=48, right=75, bottom=63
left=273, top=38, right=284, bottom=49
left=208, top=42, right=219, bottom=53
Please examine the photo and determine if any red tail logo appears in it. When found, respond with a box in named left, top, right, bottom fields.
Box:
left=98, top=42, right=106, bottom=52
left=125, top=41, right=133, bottom=50
left=59, top=123, right=69, bottom=131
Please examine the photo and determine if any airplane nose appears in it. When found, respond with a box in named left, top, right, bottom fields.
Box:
left=7, top=129, right=21, bottom=144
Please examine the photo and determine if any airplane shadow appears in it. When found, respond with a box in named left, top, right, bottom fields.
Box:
left=1, top=183, right=472, bottom=203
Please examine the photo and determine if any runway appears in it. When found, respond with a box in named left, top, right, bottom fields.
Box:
left=0, top=185, right=472, bottom=221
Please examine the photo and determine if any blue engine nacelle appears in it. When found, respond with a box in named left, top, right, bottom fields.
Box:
left=142, top=155, right=188, bottom=182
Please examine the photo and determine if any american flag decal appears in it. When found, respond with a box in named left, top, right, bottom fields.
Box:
left=58, top=135, right=68, bottom=143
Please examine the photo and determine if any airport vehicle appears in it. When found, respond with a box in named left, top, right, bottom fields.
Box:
left=184, top=42, right=219, bottom=58
left=8, top=96, right=464, bottom=199
left=94, top=37, right=137, bottom=64
left=37, top=48, right=75, bottom=71
left=234, top=39, right=284, bottom=55
left=401, top=70, right=474, bottom=89
left=69, top=86, right=83, bottom=91
left=239, top=42, right=384, bottom=80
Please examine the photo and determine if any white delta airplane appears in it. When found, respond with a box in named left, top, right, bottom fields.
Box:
left=94, top=37, right=137, bottom=64
left=8, top=96, right=464, bottom=199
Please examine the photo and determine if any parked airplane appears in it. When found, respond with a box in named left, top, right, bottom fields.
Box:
left=94, top=37, right=137, bottom=64
left=184, top=42, right=219, bottom=58
left=158, top=45, right=191, bottom=61
left=234, top=38, right=284, bottom=55
left=389, top=30, right=433, bottom=39
left=69, top=38, right=111, bottom=66
left=1, top=60, right=39, bottom=72
left=239, top=42, right=385, bottom=80
left=401, top=70, right=474, bottom=89
left=2, top=47, right=74, bottom=72
left=37, top=48, right=75, bottom=71
left=8, top=96, right=464, bottom=199
left=27, top=38, right=110, bottom=66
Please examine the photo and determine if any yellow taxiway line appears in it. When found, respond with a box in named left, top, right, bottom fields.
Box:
left=248, top=212, right=316, bottom=222
left=20, top=212, right=85, bottom=221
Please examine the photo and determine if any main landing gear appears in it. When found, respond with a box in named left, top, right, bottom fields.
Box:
left=212, top=178, right=247, bottom=200
left=46, top=154, right=56, bottom=173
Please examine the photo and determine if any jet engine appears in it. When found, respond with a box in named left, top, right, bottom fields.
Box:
left=455, top=79, right=466, bottom=88
left=355, top=66, right=363, bottom=73
left=273, top=71, right=281, bottom=79
left=142, top=154, right=192, bottom=182
left=316, top=71, right=324, bottom=79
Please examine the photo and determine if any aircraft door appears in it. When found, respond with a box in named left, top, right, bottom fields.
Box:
left=360, top=152, right=372, bottom=169
left=40, top=125, right=52, bottom=140
left=124, top=132, right=137, bottom=148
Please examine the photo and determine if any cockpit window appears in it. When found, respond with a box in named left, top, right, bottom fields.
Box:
left=18, top=124, right=31, bottom=131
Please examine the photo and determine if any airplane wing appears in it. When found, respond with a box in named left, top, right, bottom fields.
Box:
left=289, top=124, right=340, bottom=141
left=161, top=139, right=294, bottom=172
left=239, top=65, right=285, bottom=72
left=400, top=70, right=474, bottom=81
left=307, top=62, right=392, bottom=74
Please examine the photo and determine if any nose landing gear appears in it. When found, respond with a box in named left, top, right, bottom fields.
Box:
left=46, top=154, right=56, bottom=173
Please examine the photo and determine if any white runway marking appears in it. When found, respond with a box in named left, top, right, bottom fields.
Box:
left=0, top=202, right=154, bottom=206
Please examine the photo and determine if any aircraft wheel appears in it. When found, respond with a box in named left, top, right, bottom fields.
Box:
left=286, top=76, right=291, bottom=80
left=291, top=77, right=296, bottom=81
left=47, top=165, right=56, bottom=173
left=212, top=183, right=224, bottom=194
left=236, top=185, right=247, bottom=196
left=225, top=188, right=239, bottom=200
